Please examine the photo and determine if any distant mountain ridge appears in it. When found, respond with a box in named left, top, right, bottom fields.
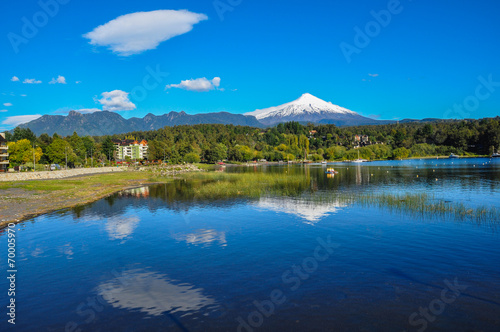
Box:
left=245, top=93, right=380, bottom=126
left=19, top=110, right=264, bottom=136
left=17, top=94, right=448, bottom=136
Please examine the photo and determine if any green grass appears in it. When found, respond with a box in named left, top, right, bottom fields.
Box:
left=180, top=172, right=311, bottom=199
left=0, top=171, right=170, bottom=192
left=194, top=163, right=216, bottom=171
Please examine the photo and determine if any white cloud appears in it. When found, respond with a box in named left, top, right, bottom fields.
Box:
left=23, top=78, right=42, bottom=84
left=212, top=77, right=221, bottom=88
left=3, top=103, right=12, bottom=107
left=11, top=76, right=19, bottom=82
left=20, top=94, right=27, bottom=97
left=49, top=75, right=67, bottom=84
left=98, top=90, right=136, bottom=111
left=368, top=73, right=379, bottom=77
left=83, top=10, right=208, bottom=56
left=166, top=77, right=221, bottom=92
left=0, top=110, right=7, bottom=113
left=76, top=81, right=82, bottom=84
left=2, top=114, right=42, bottom=126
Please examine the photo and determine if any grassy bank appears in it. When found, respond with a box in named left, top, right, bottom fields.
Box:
left=0, top=171, right=176, bottom=228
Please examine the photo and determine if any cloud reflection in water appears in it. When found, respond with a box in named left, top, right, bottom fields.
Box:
left=171, top=229, right=227, bottom=247
left=105, top=215, right=140, bottom=240
left=98, top=269, right=216, bottom=316
left=254, top=196, right=347, bottom=224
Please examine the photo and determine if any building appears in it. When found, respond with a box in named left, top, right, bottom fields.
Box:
left=114, top=139, right=148, bottom=161
left=0, top=133, right=8, bottom=172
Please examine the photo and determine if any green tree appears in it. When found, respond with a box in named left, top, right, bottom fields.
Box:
left=393, top=147, right=410, bottom=160
left=46, top=138, right=76, bottom=165
left=82, top=136, right=96, bottom=159
left=238, top=145, right=254, bottom=161
left=101, top=136, right=115, bottom=161
left=7, top=139, right=43, bottom=165
left=67, top=132, right=86, bottom=159
left=311, top=154, right=323, bottom=161
left=12, top=127, right=36, bottom=142
left=203, top=143, right=227, bottom=163
left=148, top=140, right=169, bottom=161
left=184, top=152, right=200, bottom=163
left=228, top=147, right=243, bottom=161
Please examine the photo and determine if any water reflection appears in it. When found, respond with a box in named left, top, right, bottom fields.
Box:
left=62, top=158, right=500, bottom=233
left=98, top=269, right=216, bottom=316
left=105, top=215, right=140, bottom=241
left=58, top=243, right=74, bottom=260
left=118, top=187, right=150, bottom=198
left=171, top=229, right=227, bottom=247
left=254, top=196, right=347, bottom=224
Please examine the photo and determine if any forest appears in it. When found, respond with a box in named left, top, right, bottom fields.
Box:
left=4, top=117, right=500, bottom=168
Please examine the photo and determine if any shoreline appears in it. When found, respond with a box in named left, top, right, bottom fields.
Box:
left=221, top=155, right=491, bottom=167
left=0, top=182, right=163, bottom=229
left=0, top=165, right=201, bottom=229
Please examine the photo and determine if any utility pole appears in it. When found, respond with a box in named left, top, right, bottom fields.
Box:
left=32, top=143, right=36, bottom=172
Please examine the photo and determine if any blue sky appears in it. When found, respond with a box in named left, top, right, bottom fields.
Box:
left=1, top=0, right=500, bottom=131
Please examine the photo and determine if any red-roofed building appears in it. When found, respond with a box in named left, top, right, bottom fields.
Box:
left=114, top=139, right=148, bottom=160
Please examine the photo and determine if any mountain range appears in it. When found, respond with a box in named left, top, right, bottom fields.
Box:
left=19, top=110, right=263, bottom=136
left=18, top=93, right=430, bottom=136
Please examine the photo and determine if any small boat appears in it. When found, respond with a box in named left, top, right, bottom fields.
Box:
left=321, top=161, right=327, bottom=164
left=449, top=153, right=460, bottom=159
left=352, top=150, right=368, bottom=163
left=325, top=168, right=338, bottom=174
left=492, top=153, right=500, bottom=158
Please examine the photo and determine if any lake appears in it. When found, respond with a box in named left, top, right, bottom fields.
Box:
left=1, top=158, right=500, bottom=331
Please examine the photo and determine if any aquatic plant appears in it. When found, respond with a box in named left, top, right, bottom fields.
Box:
left=179, top=172, right=500, bottom=229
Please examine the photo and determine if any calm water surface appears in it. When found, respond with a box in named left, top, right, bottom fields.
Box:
left=1, top=158, right=500, bottom=331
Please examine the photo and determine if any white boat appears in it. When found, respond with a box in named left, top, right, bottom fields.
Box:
left=321, top=161, right=327, bottom=164
left=449, top=153, right=460, bottom=159
left=492, top=153, right=500, bottom=158
left=352, top=150, right=368, bottom=163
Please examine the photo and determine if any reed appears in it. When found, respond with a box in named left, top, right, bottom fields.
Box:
left=182, top=172, right=311, bottom=199
left=310, top=191, right=499, bottom=228
left=180, top=172, right=500, bottom=228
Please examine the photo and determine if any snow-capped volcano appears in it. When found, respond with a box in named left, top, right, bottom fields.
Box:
left=245, top=93, right=378, bottom=126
